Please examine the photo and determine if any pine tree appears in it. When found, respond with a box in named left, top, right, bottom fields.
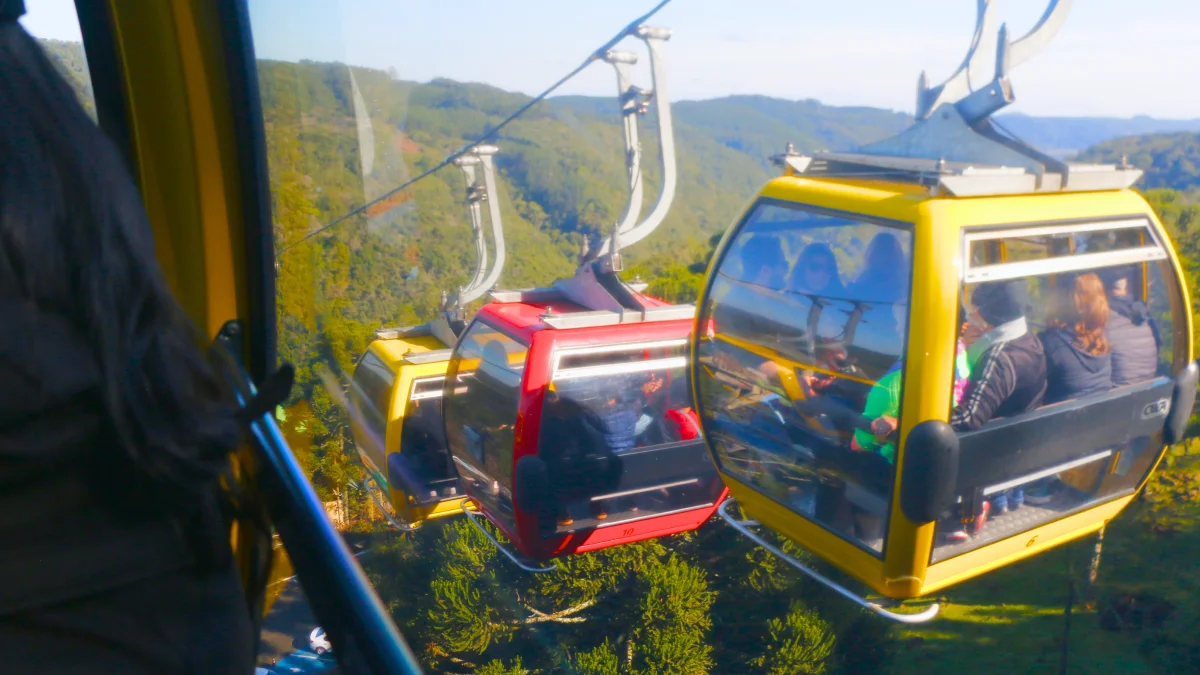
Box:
left=476, top=656, right=530, bottom=675
left=575, top=640, right=620, bottom=675
left=752, top=602, right=837, bottom=675
left=630, top=554, right=715, bottom=675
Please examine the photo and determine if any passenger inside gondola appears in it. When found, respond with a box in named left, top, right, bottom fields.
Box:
left=790, top=242, right=845, bottom=296
left=1101, top=266, right=1161, bottom=386
left=696, top=203, right=917, bottom=552
left=539, top=382, right=614, bottom=526
left=847, top=232, right=909, bottom=303
left=1040, top=273, right=1113, bottom=405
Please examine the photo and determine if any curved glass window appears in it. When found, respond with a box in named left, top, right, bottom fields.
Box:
left=397, top=375, right=457, bottom=499
left=933, top=222, right=1185, bottom=561
left=696, top=199, right=914, bottom=555
left=443, top=320, right=528, bottom=531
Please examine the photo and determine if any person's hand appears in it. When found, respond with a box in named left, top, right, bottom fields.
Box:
left=798, top=372, right=818, bottom=393
left=871, top=415, right=898, bottom=439
left=850, top=435, right=865, bottom=452
left=961, top=320, right=985, bottom=347
left=758, top=361, right=782, bottom=378
left=642, top=374, right=664, bottom=396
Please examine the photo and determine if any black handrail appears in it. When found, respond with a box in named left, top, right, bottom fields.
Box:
left=213, top=343, right=424, bottom=675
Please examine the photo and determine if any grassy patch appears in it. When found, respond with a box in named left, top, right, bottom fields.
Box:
left=887, top=462, right=1200, bottom=675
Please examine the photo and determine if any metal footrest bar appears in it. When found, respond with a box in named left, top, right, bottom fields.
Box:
left=718, top=498, right=939, bottom=624
left=461, top=504, right=557, bottom=573
left=360, top=476, right=421, bottom=533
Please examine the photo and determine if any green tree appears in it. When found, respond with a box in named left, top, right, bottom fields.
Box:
left=575, top=640, right=620, bottom=675
left=477, top=656, right=530, bottom=675
left=752, top=602, right=837, bottom=675
left=629, top=554, right=716, bottom=675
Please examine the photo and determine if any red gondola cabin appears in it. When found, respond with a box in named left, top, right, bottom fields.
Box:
left=442, top=286, right=727, bottom=561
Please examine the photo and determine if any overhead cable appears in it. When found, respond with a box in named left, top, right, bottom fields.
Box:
left=280, top=0, right=674, bottom=255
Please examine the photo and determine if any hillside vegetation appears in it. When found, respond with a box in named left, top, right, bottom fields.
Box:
left=1076, top=132, right=1200, bottom=192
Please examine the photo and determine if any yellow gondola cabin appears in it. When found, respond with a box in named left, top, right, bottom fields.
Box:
left=689, top=0, right=1200, bottom=623
left=693, top=154, right=1198, bottom=616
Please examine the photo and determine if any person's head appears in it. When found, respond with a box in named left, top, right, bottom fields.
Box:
left=1049, top=273, right=1110, bottom=355
left=970, top=279, right=1028, bottom=328
left=1100, top=266, right=1133, bottom=298
left=793, top=242, right=840, bottom=293
left=865, top=232, right=905, bottom=272
left=739, top=234, right=787, bottom=287
left=0, top=17, right=236, bottom=506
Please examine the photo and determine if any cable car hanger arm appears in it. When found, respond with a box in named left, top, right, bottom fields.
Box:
left=603, top=48, right=647, bottom=239
left=593, top=26, right=677, bottom=258
left=917, top=0, right=1073, bottom=123
left=449, top=144, right=506, bottom=310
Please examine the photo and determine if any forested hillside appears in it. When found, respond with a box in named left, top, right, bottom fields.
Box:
left=258, top=56, right=1200, bottom=674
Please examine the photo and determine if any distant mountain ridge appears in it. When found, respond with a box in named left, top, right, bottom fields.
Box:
left=996, top=114, right=1200, bottom=159
left=555, top=94, right=1200, bottom=161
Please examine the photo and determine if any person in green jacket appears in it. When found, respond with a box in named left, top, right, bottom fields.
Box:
left=852, top=335, right=972, bottom=463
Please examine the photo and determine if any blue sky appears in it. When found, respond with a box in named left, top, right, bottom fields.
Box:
left=21, top=0, right=1200, bottom=118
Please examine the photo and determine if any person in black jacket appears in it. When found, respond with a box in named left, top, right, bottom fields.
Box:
left=1040, top=273, right=1113, bottom=404
left=1101, top=267, right=1160, bottom=386
left=950, top=280, right=1048, bottom=431
left=951, top=280, right=1047, bottom=517
left=870, top=280, right=1047, bottom=531
left=0, top=7, right=253, bottom=673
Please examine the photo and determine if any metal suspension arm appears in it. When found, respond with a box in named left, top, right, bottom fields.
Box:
left=594, top=25, right=676, bottom=257
left=917, top=0, right=1072, bottom=123
left=459, top=145, right=505, bottom=305
left=604, top=49, right=646, bottom=239
left=453, top=155, right=488, bottom=294
left=916, top=0, right=999, bottom=119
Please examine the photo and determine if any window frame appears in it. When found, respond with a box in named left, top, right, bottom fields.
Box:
left=550, top=338, right=689, bottom=382
left=961, top=216, right=1168, bottom=285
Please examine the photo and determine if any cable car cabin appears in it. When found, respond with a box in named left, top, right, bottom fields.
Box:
left=441, top=288, right=727, bottom=562
left=350, top=325, right=473, bottom=529
left=346, top=144, right=505, bottom=530
left=692, top=152, right=1197, bottom=601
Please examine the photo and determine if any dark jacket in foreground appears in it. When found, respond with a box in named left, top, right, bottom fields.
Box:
left=0, top=296, right=216, bottom=615
left=951, top=331, right=1047, bottom=431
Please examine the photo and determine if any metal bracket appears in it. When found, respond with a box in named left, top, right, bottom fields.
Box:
left=603, top=49, right=646, bottom=239
left=592, top=24, right=677, bottom=259
left=461, top=503, right=557, bottom=573
left=717, top=499, right=941, bottom=624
